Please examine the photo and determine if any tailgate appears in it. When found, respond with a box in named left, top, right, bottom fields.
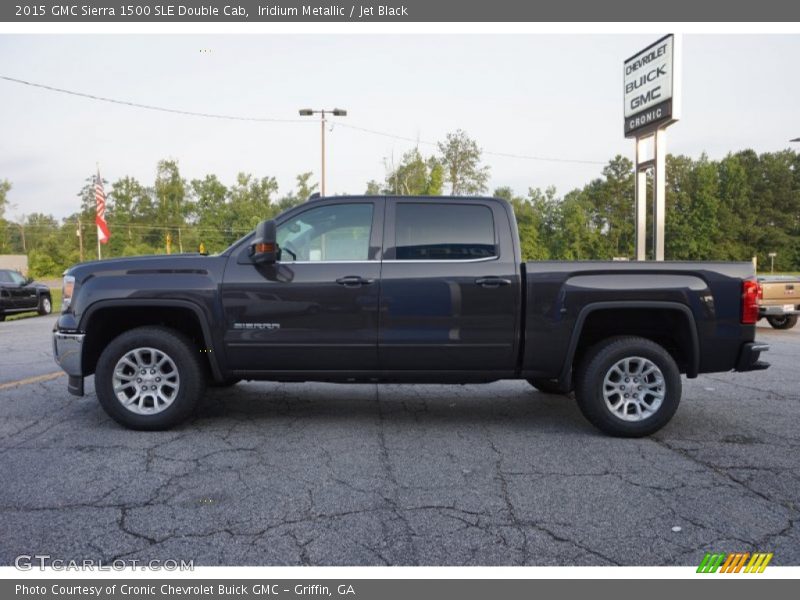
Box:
left=760, top=279, right=799, bottom=302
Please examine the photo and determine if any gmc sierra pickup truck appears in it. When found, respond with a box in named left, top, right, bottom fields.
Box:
left=53, top=195, right=769, bottom=436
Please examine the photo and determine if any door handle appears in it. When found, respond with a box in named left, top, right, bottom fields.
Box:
left=336, top=276, right=375, bottom=287
left=475, top=277, right=511, bottom=288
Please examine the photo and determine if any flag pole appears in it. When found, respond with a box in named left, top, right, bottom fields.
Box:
left=96, top=162, right=102, bottom=260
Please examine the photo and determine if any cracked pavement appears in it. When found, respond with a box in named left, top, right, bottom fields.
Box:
left=0, top=316, right=798, bottom=565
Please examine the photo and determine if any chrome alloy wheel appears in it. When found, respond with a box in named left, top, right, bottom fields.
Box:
left=42, top=297, right=52, bottom=313
left=112, top=347, right=180, bottom=415
left=602, top=356, right=665, bottom=422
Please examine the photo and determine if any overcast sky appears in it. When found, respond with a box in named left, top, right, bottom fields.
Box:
left=1, top=34, right=798, bottom=220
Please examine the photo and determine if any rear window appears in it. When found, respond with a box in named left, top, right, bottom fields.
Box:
left=394, top=203, right=496, bottom=260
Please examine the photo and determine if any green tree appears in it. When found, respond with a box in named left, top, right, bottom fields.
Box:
left=437, top=130, right=490, bottom=195
left=276, top=172, right=318, bottom=211
left=191, top=174, right=230, bottom=253
left=382, top=148, right=444, bottom=196
left=154, top=159, right=189, bottom=253
left=0, top=179, right=11, bottom=253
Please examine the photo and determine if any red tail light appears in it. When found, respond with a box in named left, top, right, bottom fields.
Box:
left=742, top=279, right=760, bottom=324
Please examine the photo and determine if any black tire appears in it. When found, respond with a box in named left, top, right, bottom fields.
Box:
left=0, top=312, right=5, bottom=322
left=766, top=315, right=798, bottom=330
left=37, top=293, right=52, bottom=316
left=95, top=326, right=205, bottom=430
left=527, top=377, right=569, bottom=395
left=574, top=336, right=682, bottom=438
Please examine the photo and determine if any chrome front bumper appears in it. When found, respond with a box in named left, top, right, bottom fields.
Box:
left=53, top=331, right=84, bottom=377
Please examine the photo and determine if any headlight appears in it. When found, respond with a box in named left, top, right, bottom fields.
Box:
left=62, top=275, right=75, bottom=311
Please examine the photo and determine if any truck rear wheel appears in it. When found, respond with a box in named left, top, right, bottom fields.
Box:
left=574, top=336, right=681, bottom=437
left=95, top=326, right=205, bottom=430
left=766, top=315, right=798, bottom=330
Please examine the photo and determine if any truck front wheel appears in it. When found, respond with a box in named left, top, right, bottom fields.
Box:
left=766, top=315, right=798, bottom=330
left=574, top=336, right=681, bottom=437
left=95, top=326, right=206, bottom=430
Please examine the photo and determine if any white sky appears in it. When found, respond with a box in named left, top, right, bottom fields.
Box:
left=1, top=33, right=798, bottom=220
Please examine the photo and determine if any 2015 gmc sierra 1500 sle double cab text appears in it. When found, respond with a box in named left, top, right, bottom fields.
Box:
left=52, top=195, right=769, bottom=436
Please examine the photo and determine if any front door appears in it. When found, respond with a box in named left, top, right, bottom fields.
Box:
left=7, top=270, right=37, bottom=309
left=221, top=201, right=382, bottom=374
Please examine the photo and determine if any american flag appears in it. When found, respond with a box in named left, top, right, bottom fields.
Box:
left=95, top=168, right=110, bottom=244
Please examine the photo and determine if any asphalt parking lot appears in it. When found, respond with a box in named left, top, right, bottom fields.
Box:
left=0, top=315, right=798, bottom=566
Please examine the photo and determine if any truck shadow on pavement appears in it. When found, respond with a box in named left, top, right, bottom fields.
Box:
left=193, top=381, right=594, bottom=434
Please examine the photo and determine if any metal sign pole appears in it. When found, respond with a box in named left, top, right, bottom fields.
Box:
left=653, top=127, right=667, bottom=261
left=634, top=136, right=649, bottom=261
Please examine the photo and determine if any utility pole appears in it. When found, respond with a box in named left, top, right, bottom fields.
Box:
left=77, top=218, right=84, bottom=262
left=298, top=108, right=347, bottom=197
left=16, top=221, right=26, bottom=253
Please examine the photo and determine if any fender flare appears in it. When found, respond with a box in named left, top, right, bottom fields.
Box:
left=559, top=300, right=700, bottom=384
left=79, top=298, right=223, bottom=380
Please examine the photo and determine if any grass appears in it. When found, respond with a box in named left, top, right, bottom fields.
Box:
left=5, top=288, right=62, bottom=322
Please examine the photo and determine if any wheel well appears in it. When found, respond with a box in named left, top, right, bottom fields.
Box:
left=81, top=306, right=213, bottom=377
left=571, top=308, right=696, bottom=378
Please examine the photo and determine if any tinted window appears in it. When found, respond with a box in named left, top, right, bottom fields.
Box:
left=395, top=203, right=496, bottom=260
left=277, top=203, right=373, bottom=262
left=0, top=270, right=11, bottom=283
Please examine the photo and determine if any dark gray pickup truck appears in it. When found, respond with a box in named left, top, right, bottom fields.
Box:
left=53, top=195, right=768, bottom=436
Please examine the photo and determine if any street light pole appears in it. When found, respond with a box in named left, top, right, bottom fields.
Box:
left=299, top=108, right=347, bottom=197
left=321, top=110, right=326, bottom=197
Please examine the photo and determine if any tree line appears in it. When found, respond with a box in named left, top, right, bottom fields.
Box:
left=1, top=130, right=798, bottom=277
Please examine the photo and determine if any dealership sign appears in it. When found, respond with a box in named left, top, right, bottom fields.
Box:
left=624, top=34, right=681, bottom=136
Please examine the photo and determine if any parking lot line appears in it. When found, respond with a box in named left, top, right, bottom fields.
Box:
left=0, top=371, right=64, bottom=390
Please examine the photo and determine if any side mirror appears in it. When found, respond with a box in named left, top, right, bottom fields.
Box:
left=251, top=220, right=278, bottom=264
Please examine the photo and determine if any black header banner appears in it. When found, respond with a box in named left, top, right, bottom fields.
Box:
left=4, top=0, right=800, bottom=22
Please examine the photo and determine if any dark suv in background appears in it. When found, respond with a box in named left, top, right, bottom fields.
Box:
left=0, top=269, right=53, bottom=321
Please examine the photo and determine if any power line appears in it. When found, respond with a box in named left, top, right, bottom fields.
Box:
left=0, top=75, right=308, bottom=124
left=336, top=123, right=606, bottom=166
left=1, top=74, right=607, bottom=166
left=3, top=222, right=252, bottom=233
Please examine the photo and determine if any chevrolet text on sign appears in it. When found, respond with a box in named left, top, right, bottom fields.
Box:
left=623, top=34, right=680, bottom=136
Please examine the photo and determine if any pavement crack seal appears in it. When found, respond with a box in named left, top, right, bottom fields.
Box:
left=375, top=383, right=418, bottom=565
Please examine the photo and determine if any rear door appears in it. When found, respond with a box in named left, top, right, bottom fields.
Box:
left=378, top=199, right=520, bottom=373
left=221, top=200, right=383, bottom=373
